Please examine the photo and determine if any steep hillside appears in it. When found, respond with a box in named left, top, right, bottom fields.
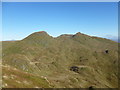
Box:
left=2, top=31, right=119, bottom=88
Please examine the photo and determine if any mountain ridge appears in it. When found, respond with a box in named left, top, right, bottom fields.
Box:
left=2, top=31, right=117, bottom=43
left=2, top=31, right=119, bottom=88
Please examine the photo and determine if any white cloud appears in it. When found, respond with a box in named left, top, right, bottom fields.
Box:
left=105, top=35, right=118, bottom=39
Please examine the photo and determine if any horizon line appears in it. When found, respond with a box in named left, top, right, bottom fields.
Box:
left=1, top=31, right=118, bottom=42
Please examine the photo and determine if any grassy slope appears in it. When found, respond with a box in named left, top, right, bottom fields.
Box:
left=2, top=65, right=51, bottom=88
left=2, top=31, right=119, bottom=88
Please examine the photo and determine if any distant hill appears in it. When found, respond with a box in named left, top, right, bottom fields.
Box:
left=2, top=31, right=119, bottom=88
left=109, top=38, right=119, bottom=43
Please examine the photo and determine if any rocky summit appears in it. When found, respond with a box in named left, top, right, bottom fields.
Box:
left=2, top=31, right=119, bottom=88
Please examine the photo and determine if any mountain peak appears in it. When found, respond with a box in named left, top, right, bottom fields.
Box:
left=75, top=32, right=81, bottom=35
left=36, top=31, right=47, bottom=34
left=22, top=31, right=51, bottom=41
left=76, top=32, right=81, bottom=34
left=34, top=31, right=49, bottom=36
left=72, top=32, right=82, bottom=37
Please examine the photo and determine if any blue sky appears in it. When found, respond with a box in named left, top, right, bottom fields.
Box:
left=2, top=2, right=118, bottom=41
